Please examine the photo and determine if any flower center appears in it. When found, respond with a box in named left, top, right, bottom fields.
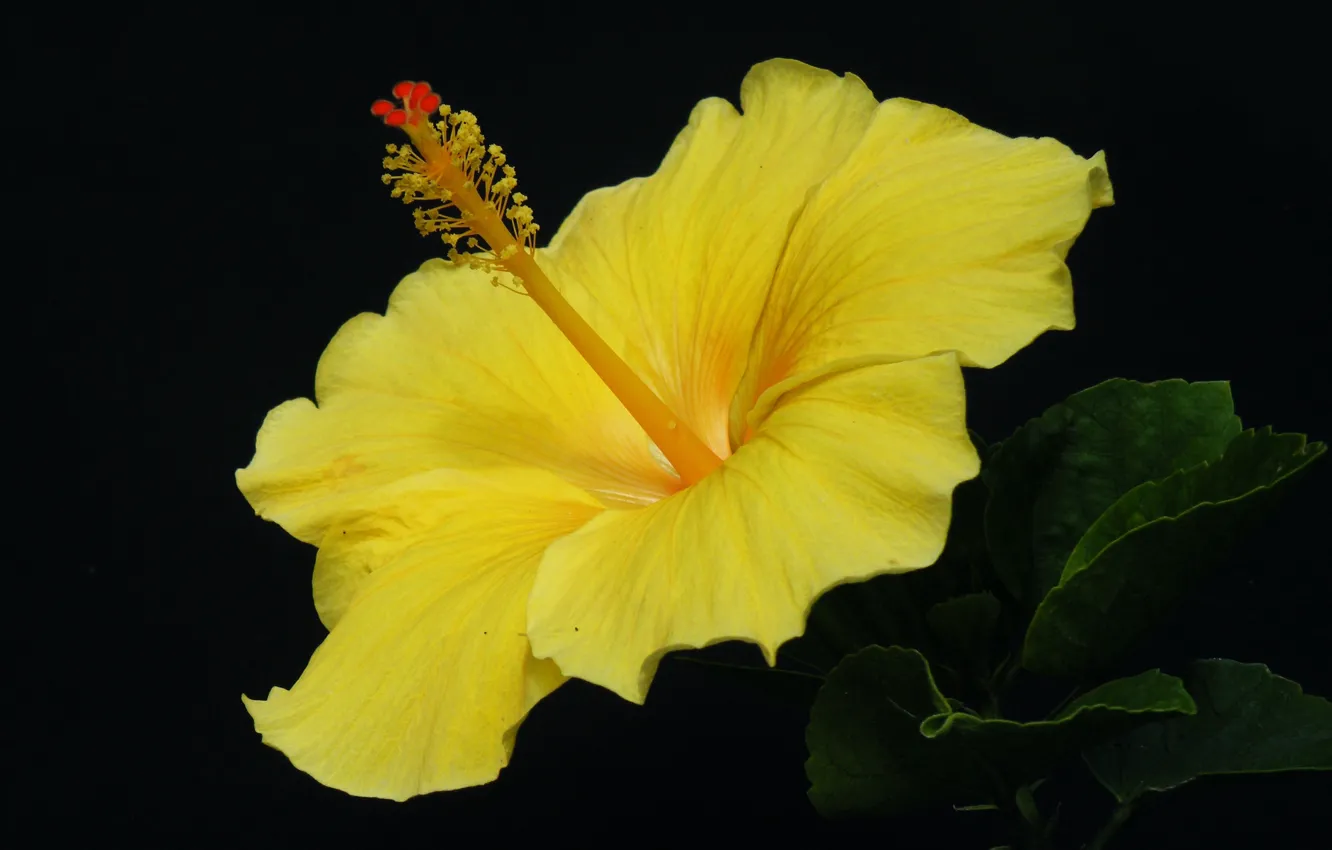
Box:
left=370, top=82, right=724, bottom=486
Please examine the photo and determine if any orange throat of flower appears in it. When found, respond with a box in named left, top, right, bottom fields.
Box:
left=370, top=81, right=724, bottom=487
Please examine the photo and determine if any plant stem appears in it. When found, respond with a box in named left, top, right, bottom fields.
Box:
left=981, top=688, right=1002, bottom=719
left=1045, top=684, right=1083, bottom=720
left=1085, top=800, right=1136, bottom=850
left=1014, top=784, right=1055, bottom=850
left=668, top=655, right=825, bottom=681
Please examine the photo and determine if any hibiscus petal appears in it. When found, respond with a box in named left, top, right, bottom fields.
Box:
left=526, top=352, right=979, bottom=704
left=243, top=467, right=603, bottom=800
left=236, top=259, right=674, bottom=545
left=540, top=58, right=879, bottom=457
left=734, top=99, right=1112, bottom=436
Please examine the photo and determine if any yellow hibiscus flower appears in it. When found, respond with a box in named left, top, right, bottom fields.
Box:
left=237, top=59, right=1112, bottom=801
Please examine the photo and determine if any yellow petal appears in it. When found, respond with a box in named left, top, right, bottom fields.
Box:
left=236, top=258, right=675, bottom=545
left=540, top=59, right=879, bottom=457
left=526, top=353, right=979, bottom=704
left=243, top=467, right=603, bottom=800
left=734, top=99, right=1112, bottom=436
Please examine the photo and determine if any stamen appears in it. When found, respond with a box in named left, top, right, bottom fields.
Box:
left=370, top=83, right=724, bottom=486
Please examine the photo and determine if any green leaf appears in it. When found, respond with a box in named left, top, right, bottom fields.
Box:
left=806, top=647, right=960, bottom=817
left=927, top=592, right=1002, bottom=677
left=1023, top=428, right=1325, bottom=675
left=936, top=461, right=996, bottom=593
left=1085, top=660, right=1332, bottom=802
left=805, top=647, right=1194, bottom=818
left=984, top=379, right=1241, bottom=607
left=918, top=670, right=1195, bottom=786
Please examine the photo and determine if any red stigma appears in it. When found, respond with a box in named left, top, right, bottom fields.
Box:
left=408, top=82, right=431, bottom=109
left=371, top=81, right=442, bottom=127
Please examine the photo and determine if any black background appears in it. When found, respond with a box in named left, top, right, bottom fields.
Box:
left=12, top=5, right=1328, bottom=845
